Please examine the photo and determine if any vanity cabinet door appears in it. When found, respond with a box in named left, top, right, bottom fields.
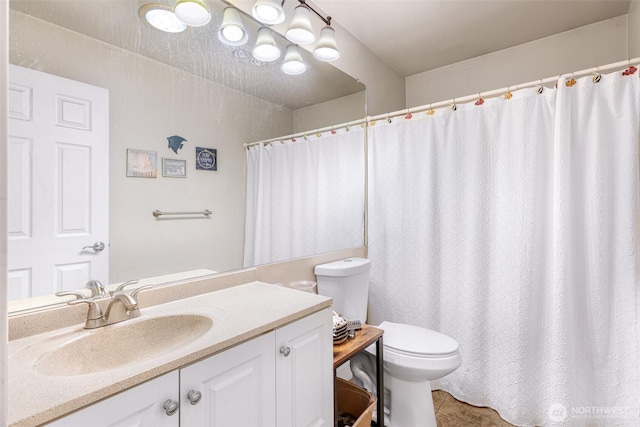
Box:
left=46, top=371, right=179, bottom=427
left=275, top=307, right=333, bottom=427
left=179, top=331, right=276, bottom=427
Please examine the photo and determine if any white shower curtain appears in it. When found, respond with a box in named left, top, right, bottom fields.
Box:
left=244, top=127, right=365, bottom=267
left=368, top=71, right=639, bottom=426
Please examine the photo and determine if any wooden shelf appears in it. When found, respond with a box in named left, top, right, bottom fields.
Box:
left=333, top=324, right=383, bottom=367
left=332, top=324, right=385, bottom=426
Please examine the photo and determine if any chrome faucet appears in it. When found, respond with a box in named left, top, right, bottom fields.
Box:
left=57, top=281, right=152, bottom=329
left=85, top=279, right=106, bottom=297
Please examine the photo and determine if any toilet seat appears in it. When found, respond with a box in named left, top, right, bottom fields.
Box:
left=364, top=321, right=462, bottom=381
left=376, top=321, right=459, bottom=358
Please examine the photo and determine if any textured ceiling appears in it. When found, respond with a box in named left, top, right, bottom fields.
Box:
left=9, top=0, right=365, bottom=110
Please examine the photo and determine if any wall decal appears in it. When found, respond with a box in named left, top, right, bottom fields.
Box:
left=196, top=147, right=217, bottom=171
left=126, top=149, right=157, bottom=178
left=167, top=135, right=187, bottom=154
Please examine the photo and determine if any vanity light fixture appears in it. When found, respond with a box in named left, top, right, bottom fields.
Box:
left=281, top=44, right=307, bottom=75
left=285, top=4, right=315, bottom=45
left=218, top=7, right=248, bottom=46
left=139, top=3, right=187, bottom=33
left=251, top=0, right=286, bottom=25
left=174, top=0, right=211, bottom=27
left=252, top=27, right=282, bottom=62
left=139, top=0, right=341, bottom=76
left=252, top=0, right=340, bottom=63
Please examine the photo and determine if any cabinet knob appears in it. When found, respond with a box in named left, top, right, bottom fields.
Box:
left=280, top=346, right=291, bottom=357
left=187, top=390, right=202, bottom=405
left=163, top=399, right=179, bottom=416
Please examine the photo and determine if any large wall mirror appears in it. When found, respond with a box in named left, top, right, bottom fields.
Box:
left=7, top=0, right=366, bottom=314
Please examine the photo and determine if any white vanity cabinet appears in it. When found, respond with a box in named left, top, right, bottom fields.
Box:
left=275, top=308, right=333, bottom=427
left=46, top=308, right=332, bottom=427
left=179, top=331, right=276, bottom=426
left=47, top=370, right=179, bottom=426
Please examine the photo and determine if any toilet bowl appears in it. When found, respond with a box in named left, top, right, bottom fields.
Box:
left=356, top=321, right=462, bottom=427
left=315, top=258, right=462, bottom=427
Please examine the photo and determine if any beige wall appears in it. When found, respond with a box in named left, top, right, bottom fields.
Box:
left=10, top=11, right=294, bottom=283
left=293, top=91, right=366, bottom=133
left=406, top=16, right=629, bottom=108
left=327, top=20, right=405, bottom=116
left=630, top=1, right=640, bottom=58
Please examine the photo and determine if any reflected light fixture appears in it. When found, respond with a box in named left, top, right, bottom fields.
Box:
left=252, top=27, right=282, bottom=62
left=281, top=44, right=307, bottom=75
left=174, top=0, right=211, bottom=27
left=285, top=4, right=315, bottom=45
left=313, top=25, right=339, bottom=61
left=139, top=3, right=187, bottom=33
left=251, top=0, right=286, bottom=25
left=218, top=7, right=248, bottom=46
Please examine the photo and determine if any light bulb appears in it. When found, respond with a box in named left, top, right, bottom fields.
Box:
left=285, top=4, right=315, bottom=45
left=175, top=0, right=211, bottom=27
left=282, top=44, right=307, bottom=75
left=251, top=0, right=285, bottom=25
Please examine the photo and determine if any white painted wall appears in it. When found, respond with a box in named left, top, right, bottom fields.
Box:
left=629, top=1, right=640, bottom=58
left=406, top=16, right=629, bottom=108
left=10, top=11, right=294, bottom=282
left=293, top=91, right=366, bottom=133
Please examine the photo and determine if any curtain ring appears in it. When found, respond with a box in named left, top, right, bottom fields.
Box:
left=387, top=114, right=392, bottom=124
left=504, top=86, right=513, bottom=100
left=346, top=123, right=351, bottom=132
left=427, top=104, right=435, bottom=115
left=451, top=98, right=457, bottom=111
left=592, top=66, right=601, bottom=83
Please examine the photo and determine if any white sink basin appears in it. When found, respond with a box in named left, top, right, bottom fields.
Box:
left=36, top=315, right=213, bottom=376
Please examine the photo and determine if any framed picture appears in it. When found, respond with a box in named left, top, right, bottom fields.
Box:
left=196, top=147, right=217, bottom=171
left=126, top=149, right=157, bottom=178
left=162, top=158, right=187, bottom=178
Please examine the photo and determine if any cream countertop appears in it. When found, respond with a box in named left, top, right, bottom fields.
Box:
left=8, top=281, right=332, bottom=427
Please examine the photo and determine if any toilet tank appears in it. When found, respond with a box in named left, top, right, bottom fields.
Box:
left=314, top=258, right=371, bottom=323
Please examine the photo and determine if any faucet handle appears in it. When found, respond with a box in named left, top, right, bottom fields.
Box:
left=68, top=298, right=103, bottom=321
left=112, top=279, right=140, bottom=294
left=130, top=284, right=153, bottom=298
left=55, top=290, right=86, bottom=300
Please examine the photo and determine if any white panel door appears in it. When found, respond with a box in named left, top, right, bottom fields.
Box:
left=8, top=65, right=109, bottom=299
left=276, top=308, right=333, bottom=427
left=180, top=332, right=276, bottom=427
left=46, top=371, right=179, bottom=427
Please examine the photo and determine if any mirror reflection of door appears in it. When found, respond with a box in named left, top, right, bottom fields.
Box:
left=7, top=65, right=109, bottom=300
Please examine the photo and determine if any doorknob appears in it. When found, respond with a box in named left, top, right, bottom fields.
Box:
left=82, top=242, right=105, bottom=252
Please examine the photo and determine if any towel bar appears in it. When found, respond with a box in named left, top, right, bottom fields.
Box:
left=153, top=209, right=212, bottom=218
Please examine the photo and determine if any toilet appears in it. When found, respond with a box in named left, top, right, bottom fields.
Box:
left=315, top=257, right=462, bottom=427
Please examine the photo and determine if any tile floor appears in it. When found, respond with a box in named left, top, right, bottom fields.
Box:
left=432, top=390, right=516, bottom=427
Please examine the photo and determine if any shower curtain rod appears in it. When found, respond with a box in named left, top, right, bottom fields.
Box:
left=245, top=57, right=639, bottom=148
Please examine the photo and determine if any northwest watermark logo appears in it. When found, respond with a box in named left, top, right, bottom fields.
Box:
left=548, top=403, right=638, bottom=423
left=548, top=403, right=568, bottom=422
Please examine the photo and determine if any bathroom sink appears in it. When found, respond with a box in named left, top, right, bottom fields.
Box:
left=36, top=315, right=213, bottom=376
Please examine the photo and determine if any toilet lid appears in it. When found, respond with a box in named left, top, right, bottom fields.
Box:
left=379, top=321, right=459, bottom=357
